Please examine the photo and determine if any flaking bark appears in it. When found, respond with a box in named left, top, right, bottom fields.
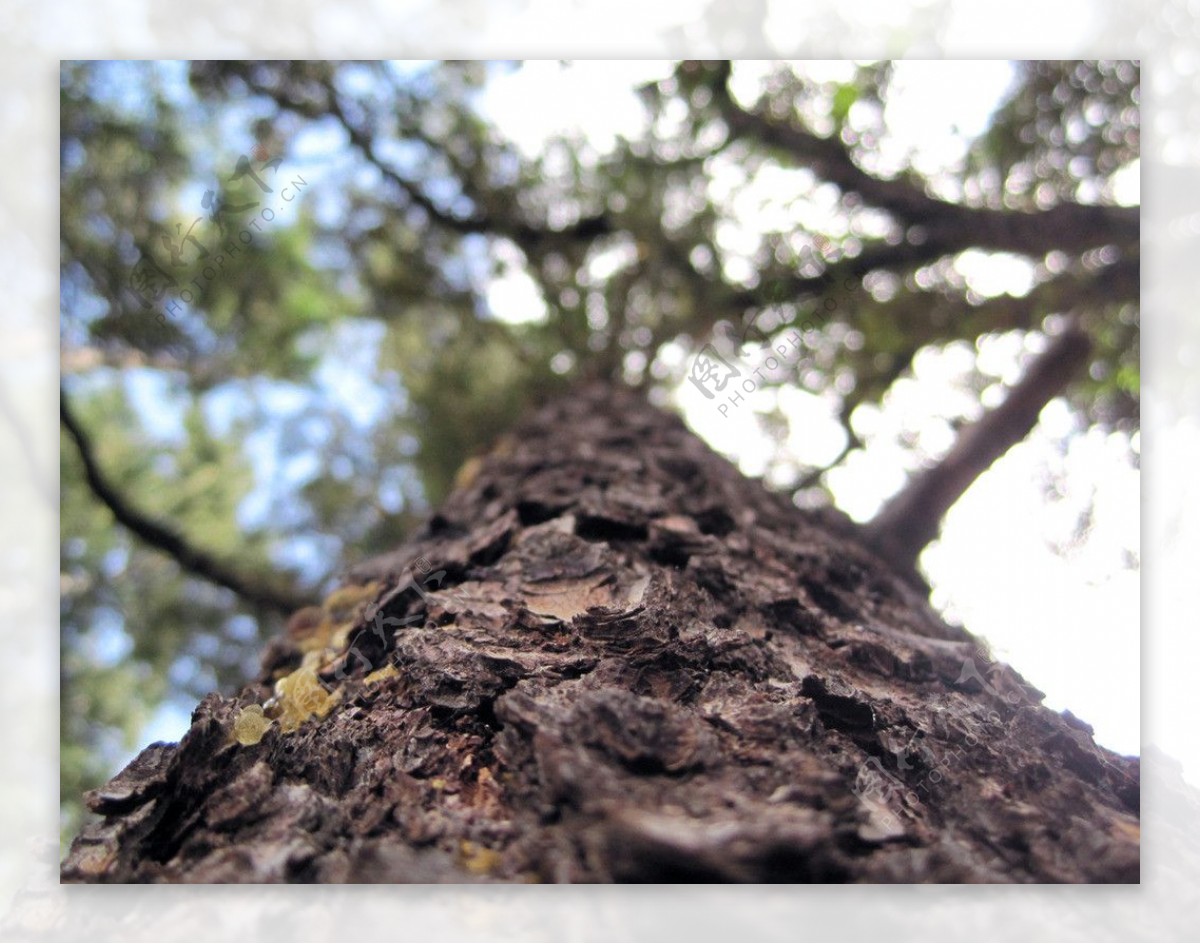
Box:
left=62, top=383, right=1139, bottom=883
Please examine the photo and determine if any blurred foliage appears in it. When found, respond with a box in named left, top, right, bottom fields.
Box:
left=59, top=59, right=1139, bottom=843
left=972, top=60, right=1140, bottom=207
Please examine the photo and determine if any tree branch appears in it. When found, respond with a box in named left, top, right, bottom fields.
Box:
left=795, top=430, right=861, bottom=492
left=253, top=68, right=615, bottom=250
left=60, top=389, right=313, bottom=616
left=707, top=62, right=1139, bottom=258
left=861, top=318, right=1094, bottom=585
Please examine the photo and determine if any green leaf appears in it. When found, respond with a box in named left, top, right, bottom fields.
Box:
left=832, top=83, right=859, bottom=124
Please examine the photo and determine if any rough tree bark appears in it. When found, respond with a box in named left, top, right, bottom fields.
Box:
left=62, top=383, right=1139, bottom=883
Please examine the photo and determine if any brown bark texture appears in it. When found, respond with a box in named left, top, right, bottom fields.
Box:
left=62, top=383, right=1139, bottom=883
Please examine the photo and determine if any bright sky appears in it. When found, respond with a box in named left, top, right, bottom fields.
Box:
left=479, top=61, right=1146, bottom=767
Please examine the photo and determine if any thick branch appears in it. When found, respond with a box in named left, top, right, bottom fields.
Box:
left=708, top=62, right=1139, bottom=258
left=60, top=389, right=312, bottom=616
left=862, top=319, right=1093, bottom=584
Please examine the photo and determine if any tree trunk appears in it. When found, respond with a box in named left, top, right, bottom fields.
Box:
left=61, top=382, right=1139, bottom=883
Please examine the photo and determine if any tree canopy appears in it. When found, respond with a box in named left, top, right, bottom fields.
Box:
left=59, top=59, right=1140, bottom=843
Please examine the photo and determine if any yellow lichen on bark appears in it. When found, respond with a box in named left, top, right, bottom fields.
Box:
left=232, top=704, right=274, bottom=746
left=273, top=666, right=340, bottom=733
left=459, top=840, right=502, bottom=875
left=321, top=581, right=382, bottom=621
left=452, top=455, right=484, bottom=491
left=364, top=663, right=398, bottom=685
